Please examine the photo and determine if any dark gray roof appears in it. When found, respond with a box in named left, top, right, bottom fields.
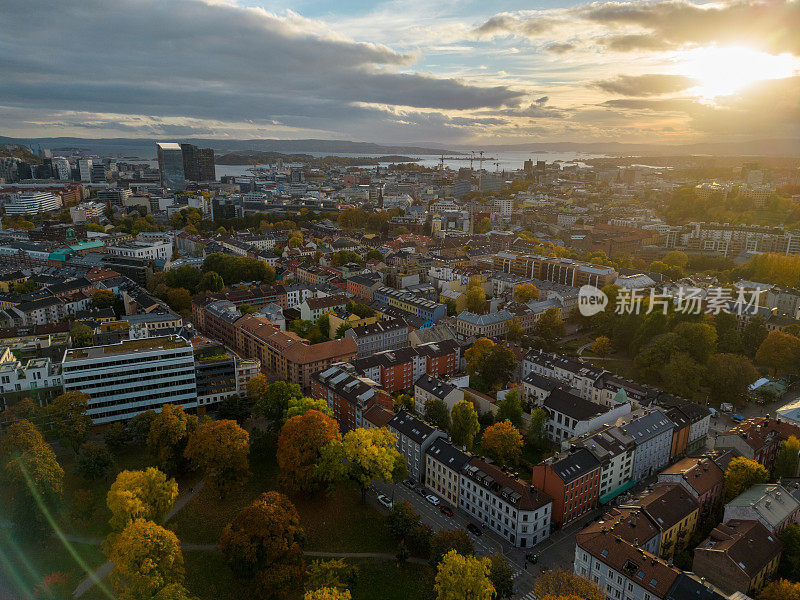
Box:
left=548, top=447, right=601, bottom=483
left=415, top=374, right=457, bottom=399
left=388, top=410, right=437, bottom=444
left=665, top=574, right=728, bottom=600
left=544, top=388, right=607, bottom=421
left=523, top=372, right=561, bottom=392
left=426, top=437, right=470, bottom=471
left=620, top=410, right=674, bottom=444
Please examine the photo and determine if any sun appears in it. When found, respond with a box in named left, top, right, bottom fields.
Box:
left=673, top=46, right=797, bottom=98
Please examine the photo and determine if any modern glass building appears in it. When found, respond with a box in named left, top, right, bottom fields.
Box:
left=156, top=142, right=186, bottom=190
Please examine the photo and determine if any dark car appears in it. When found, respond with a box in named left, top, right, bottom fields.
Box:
left=466, top=523, right=482, bottom=536
left=402, top=478, right=416, bottom=490
left=525, top=553, right=538, bottom=564
left=439, top=505, right=453, bottom=517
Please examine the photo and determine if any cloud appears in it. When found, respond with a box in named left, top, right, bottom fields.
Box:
left=593, top=74, right=698, bottom=96
left=472, top=12, right=559, bottom=39
left=0, top=0, right=523, bottom=140
left=546, top=42, right=576, bottom=54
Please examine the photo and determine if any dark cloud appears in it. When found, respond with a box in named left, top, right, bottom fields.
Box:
left=593, top=74, right=697, bottom=96
left=602, top=34, right=675, bottom=52
left=546, top=42, right=576, bottom=54
left=472, top=13, right=559, bottom=38
left=0, top=0, right=523, bottom=138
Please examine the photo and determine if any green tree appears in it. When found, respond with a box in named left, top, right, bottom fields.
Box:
left=756, top=330, right=800, bottom=375
left=147, top=404, right=197, bottom=474
left=775, top=436, right=800, bottom=480
left=70, top=322, right=94, bottom=347
left=488, top=554, right=513, bottom=599
left=434, top=550, right=493, bottom=600
left=285, top=397, right=333, bottom=421
left=46, top=391, right=92, bottom=453
left=165, top=287, right=192, bottom=314
left=92, top=289, right=118, bottom=310
left=106, top=467, right=179, bottom=530
left=662, top=250, right=689, bottom=269
left=778, top=524, right=800, bottom=581
left=424, top=398, right=451, bottom=432
left=198, top=271, right=224, bottom=293
left=451, top=400, right=480, bottom=451
left=714, top=312, right=743, bottom=354
left=672, top=321, right=717, bottom=364
left=250, top=378, right=303, bottom=424
left=495, top=390, right=523, bottom=427
left=505, top=318, right=525, bottom=344
left=725, top=456, right=769, bottom=501
left=474, top=217, right=492, bottom=234
left=742, top=314, right=768, bottom=357
left=387, top=500, right=421, bottom=539
left=660, top=352, right=704, bottom=397
left=527, top=407, right=549, bottom=451
left=533, top=308, right=565, bottom=346
left=706, top=353, right=759, bottom=405
left=75, top=442, right=113, bottom=481
left=334, top=322, right=352, bottom=338
left=429, top=530, right=474, bottom=567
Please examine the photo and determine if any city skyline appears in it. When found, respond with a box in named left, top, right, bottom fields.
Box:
left=1, top=0, right=799, bottom=145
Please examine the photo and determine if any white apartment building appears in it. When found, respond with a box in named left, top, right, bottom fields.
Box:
left=70, top=201, right=105, bottom=223
left=4, top=192, right=62, bottom=215
left=78, top=159, right=93, bottom=182
left=61, top=335, right=197, bottom=424
left=105, top=239, right=173, bottom=261
left=235, top=357, right=261, bottom=395
left=0, top=348, right=62, bottom=410
left=577, top=426, right=636, bottom=503
left=459, top=457, right=553, bottom=548
left=522, top=350, right=605, bottom=400
left=543, top=388, right=631, bottom=444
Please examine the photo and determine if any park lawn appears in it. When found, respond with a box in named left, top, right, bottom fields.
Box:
left=182, top=550, right=261, bottom=600
left=587, top=355, right=640, bottom=381
left=0, top=529, right=106, bottom=598
left=348, top=558, right=436, bottom=600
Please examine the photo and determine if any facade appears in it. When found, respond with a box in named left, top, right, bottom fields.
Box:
left=459, top=457, right=553, bottom=548
left=451, top=310, right=514, bottom=339
left=619, top=411, right=675, bottom=481
left=716, top=417, right=800, bottom=471
left=387, top=410, right=446, bottom=482
left=299, top=294, right=349, bottom=321
left=724, top=483, right=800, bottom=533
left=425, top=437, right=471, bottom=507
left=532, top=447, right=601, bottom=528
left=692, top=520, right=782, bottom=597
left=5, top=192, right=62, bottom=215
left=344, top=318, right=409, bottom=358
left=193, top=343, right=237, bottom=408
left=577, top=426, right=636, bottom=504
left=156, top=142, right=186, bottom=190
left=310, top=363, right=392, bottom=432
left=521, top=371, right=560, bottom=406
left=542, top=388, right=631, bottom=444
left=657, top=457, right=724, bottom=516
left=414, top=374, right=464, bottom=411
left=372, top=287, right=446, bottom=323
left=493, top=251, right=618, bottom=287
left=180, top=143, right=215, bottom=182
left=106, top=240, right=173, bottom=262
left=0, top=349, right=62, bottom=410
left=61, top=335, right=197, bottom=424
left=351, top=340, right=459, bottom=393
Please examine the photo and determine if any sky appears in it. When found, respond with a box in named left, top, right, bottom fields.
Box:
left=1, top=0, right=799, bottom=145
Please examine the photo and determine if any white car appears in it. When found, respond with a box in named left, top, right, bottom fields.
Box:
left=377, top=494, right=393, bottom=509
left=425, top=494, right=441, bottom=506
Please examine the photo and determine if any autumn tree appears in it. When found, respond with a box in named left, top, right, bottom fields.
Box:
left=394, top=393, right=414, bottom=412
left=488, top=554, right=514, bottom=599
left=285, top=397, right=333, bottom=421
left=533, top=308, right=565, bottom=346
left=532, top=569, right=604, bottom=600
left=434, top=550, right=494, bottom=600
left=165, top=287, right=192, bottom=314
left=660, top=352, right=704, bottom=397
left=466, top=338, right=516, bottom=392
left=185, top=420, right=250, bottom=498
left=305, top=589, right=351, bottom=600
left=760, top=579, right=800, bottom=600
left=592, top=336, right=612, bottom=357
left=505, top=318, right=525, bottom=344
left=70, top=322, right=94, bottom=347
left=277, top=409, right=341, bottom=494
left=220, top=491, right=305, bottom=599
left=424, top=398, right=451, bottom=432
left=756, top=330, right=800, bottom=375
left=92, top=289, right=118, bottom=310
left=46, top=391, right=92, bottom=453
left=107, top=467, right=179, bottom=530
left=706, top=353, right=760, bottom=405
left=305, top=558, right=358, bottom=593
left=775, top=436, right=800, bottom=480
left=514, top=283, right=539, bottom=303
left=75, top=441, right=113, bottom=481
left=662, top=250, right=689, bottom=269
left=316, top=428, right=406, bottom=500
left=251, top=378, right=303, bottom=424
left=429, top=529, right=474, bottom=566
left=464, top=284, right=486, bottom=314
left=108, top=519, right=185, bottom=600
left=672, top=321, right=717, bottom=364
left=450, top=400, right=480, bottom=451
left=481, top=420, right=523, bottom=467
left=725, top=456, right=769, bottom=501
left=147, top=404, right=197, bottom=474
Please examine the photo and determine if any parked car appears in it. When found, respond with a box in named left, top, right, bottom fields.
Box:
left=425, top=494, right=441, bottom=506
left=525, top=553, right=538, bottom=564
left=732, top=413, right=745, bottom=423
left=721, top=402, right=734, bottom=413
left=402, top=478, right=416, bottom=490
left=466, top=523, right=482, bottom=536
left=415, top=485, right=426, bottom=496
left=376, top=494, right=393, bottom=509
left=439, top=505, right=453, bottom=517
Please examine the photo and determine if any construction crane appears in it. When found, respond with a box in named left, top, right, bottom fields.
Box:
left=439, top=154, right=445, bottom=181
left=469, top=151, right=475, bottom=171
left=494, top=161, right=500, bottom=173
left=478, top=150, right=484, bottom=172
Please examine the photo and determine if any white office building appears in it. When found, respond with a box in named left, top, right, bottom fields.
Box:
left=61, top=336, right=197, bottom=423
left=105, top=239, right=173, bottom=261
left=4, top=192, right=62, bottom=215
left=78, top=159, right=93, bottom=182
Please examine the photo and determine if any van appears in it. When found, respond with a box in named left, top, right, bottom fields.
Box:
left=720, top=403, right=734, bottom=413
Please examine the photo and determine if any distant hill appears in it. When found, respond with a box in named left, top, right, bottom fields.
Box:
left=214, top=151, right=419, bottom=167
left=0, top=137, right=461, bottom=159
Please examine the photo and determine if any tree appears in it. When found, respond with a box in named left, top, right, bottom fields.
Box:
left=434, top=550, right=493, bottom=600
left=334, top=322, right=352, bottom=338
left=305, top=589, right=351, bottom=600
left=725, top=456, right=769, bottom=501
left=198, top=271, right=224, bottom=293
left=46, top=391, right=92, bottom=453
left=775, top=436, right=800, bottom=480
left=277, top=410, right=341, bottom=494
left=365, top=249, right=383, bottom=262
left=660, top=352, right=704, bottom=397
left=488, top=554, right=513, bottom=599
left=129, top=410, right=157, bottom=445
left=108, top=519, right=185, bottom=600
left=533, top=308, right=565, bottom=346
left=429, top=529, right=474, bottom=566
left=316, top=427, right=406, bottom=500
left=495, top=390, right=523, bottom=428
left=75, top=442, right=113, bottom=481
left=147, top=404, right=197, bottom=474
left=387, top=500, right=421, bottom=539
left=505, top=318, right=525, bottom=344
left=251, top=378, right=303, bottom=424
left=527, top=407, right=549, bottom=451
left=450, top=400, right=480, bottom=451
left=672, top=321, right=717, bottom=364
left=760, top=579, right=800, bottom=600
left=756, top=330, right=800, bottom=375
left=779, top=524, right=800, bottom=581
left=220, top=491, right=305, bottom=599
left=305, top=558, right=357, bottom=593
left=424, top=398, right=451, bottom=432
left=714, top=311, right=743, bottom=354
left=106, top=467, right=178, bottom=530
left=514, top=283, right=539, bottom=303
left=216, top=394, right=251, bottom=425
left=70, top=322, right=93, bottom=347
left=92, top=289, right=117, bottom=310
left=165, top=287, right=192, bottom=313
left=742, top=314, right=768, bottom=357
left=185, top=420, right=250, bottom=498
left=662, top=250, right=689, bottom=269
left=532, top=569, right=604, bottom=600
left=464, top=285, right=486, bottom=314
left=474, top=217, right=492, bottom=235
left=592, top=336, right=612, bottom=357
left=466, top=339, right=516, bottom=393
left=706, top=353, right=759, bottom=405
left=481, top=420, right=523, bottom=467
left=105, top=421, right=131, bottom=451
left=285, top=396, right=333, bottom=421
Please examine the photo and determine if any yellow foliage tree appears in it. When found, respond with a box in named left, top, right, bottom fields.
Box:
left=107, top=467, right=178, bottom=530
left=305, top=588, right=351, bottom=600
left=184, top=419, right=250, bottom=498
left=514, top=283, right=539, bottom=303
left=725, top=456, right=769, bottom=501
left=533, top=569, right=604, bottom=600
left=480, top=419, right=523, bottom=467
left=760, top=579, right=800, bottom=600
left=434, top=550, right=494, bottom=600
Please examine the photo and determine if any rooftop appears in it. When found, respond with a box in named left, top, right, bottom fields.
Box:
left=64, top=335, right=190, bottom=361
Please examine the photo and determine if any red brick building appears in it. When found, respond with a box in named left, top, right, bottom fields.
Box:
left=351, top=340, right=459, bottom=393
left=532, top=447, right=601, bottom=528
left=716, top=417, right=800, bottom=471
left=311, top=364, right=393, bottom=432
